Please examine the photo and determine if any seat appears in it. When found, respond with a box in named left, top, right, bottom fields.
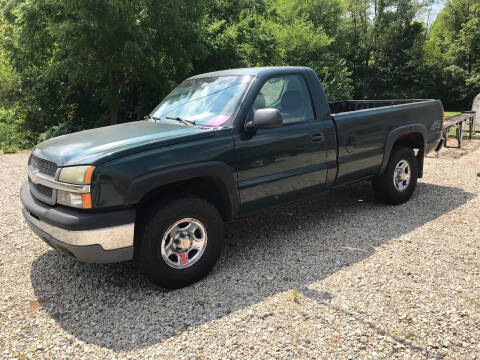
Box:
left=279, top=90, right=305, bottom=123
left=253, top=93, right=266, bottom=111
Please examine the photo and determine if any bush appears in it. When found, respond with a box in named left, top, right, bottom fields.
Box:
left=0, top=106, right=33, bottom=153
left=37, top=120, right=84, bottom=143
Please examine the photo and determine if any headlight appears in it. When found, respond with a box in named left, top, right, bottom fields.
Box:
left=58, top=165, right=95, bottom=184
left=57, top=166, right=95, bottom=209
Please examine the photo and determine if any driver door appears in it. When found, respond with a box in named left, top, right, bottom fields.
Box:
left=235, top=74, right=331, bottom=214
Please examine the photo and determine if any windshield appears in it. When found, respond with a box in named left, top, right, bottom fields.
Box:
left=151, top=75, right=253, bottom=127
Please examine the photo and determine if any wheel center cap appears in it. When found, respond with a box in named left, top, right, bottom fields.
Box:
left=173, top=233, right=191, bottom=251
left=397, top=170, right=408, bottom=181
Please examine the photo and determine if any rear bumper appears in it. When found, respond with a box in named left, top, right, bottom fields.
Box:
left=20, top=182, right=135, bottom=263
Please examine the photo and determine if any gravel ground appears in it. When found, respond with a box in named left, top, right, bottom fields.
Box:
left=1, top=139, right=480, bottom=360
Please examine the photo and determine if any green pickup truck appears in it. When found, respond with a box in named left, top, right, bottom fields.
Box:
left=21, top=66, right=444, bottom=288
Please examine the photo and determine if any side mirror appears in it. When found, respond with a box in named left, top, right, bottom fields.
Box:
left=245, top=108, right=283, bottom=132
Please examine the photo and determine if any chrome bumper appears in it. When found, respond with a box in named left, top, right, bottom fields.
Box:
left=22, top=208, right=134, bottom=250
left=20, top=181, right=135, bottom=263
left=22, top=208, right=134, bottom=263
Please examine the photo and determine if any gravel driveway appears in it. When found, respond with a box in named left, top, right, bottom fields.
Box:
left=1, top=141, right=480, bottom=359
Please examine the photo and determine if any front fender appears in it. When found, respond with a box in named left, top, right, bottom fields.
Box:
left=124, top=161, right=239, bottom=217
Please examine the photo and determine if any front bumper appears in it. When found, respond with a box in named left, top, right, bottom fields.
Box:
left=20, top=182, right=135, bottom=263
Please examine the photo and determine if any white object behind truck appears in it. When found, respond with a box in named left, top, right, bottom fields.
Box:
left=473, top=93, right=480, bottom=131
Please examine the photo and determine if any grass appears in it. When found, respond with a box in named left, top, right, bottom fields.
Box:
left=444, top=111, right=462, bottom=118
left=292, top=289, right=300, bottom=302
left=0, top=148, right=31, bottom=155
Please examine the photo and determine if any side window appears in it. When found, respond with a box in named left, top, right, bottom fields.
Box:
left=253, top=75, right=315, bottom=124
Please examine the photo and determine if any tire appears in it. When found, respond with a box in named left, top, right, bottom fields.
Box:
left=372, top=146, right=418, bottom=205
left=136, top=196, right=224, bottom=289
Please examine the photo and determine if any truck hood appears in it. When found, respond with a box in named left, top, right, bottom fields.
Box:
left=33, top=121, right=216, bottom=166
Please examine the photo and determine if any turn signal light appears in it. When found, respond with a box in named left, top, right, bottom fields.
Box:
left=82, top=193, right=92, bottom=209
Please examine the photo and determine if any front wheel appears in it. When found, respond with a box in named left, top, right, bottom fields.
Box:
left=372, top=146, right=418, bottom=205
left=136, top=196, right=224, bottom=289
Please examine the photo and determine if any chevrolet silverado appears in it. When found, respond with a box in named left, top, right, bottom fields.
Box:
left=21, top=67, right=444, bottom=288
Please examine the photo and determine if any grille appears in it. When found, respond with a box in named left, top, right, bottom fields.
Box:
left=32, top=182, right=53, bottom=198
left=28, top=178, right=56, bottom=205
left=29, top=155, right=57, bottom=178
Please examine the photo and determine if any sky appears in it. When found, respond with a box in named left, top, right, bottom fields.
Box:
left=432, top=1, right=445, bottom=18
left=427, top=1, right=446, bottom=26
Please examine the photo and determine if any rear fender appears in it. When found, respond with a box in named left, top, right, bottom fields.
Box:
left=379, top=124, right=427, bottom=178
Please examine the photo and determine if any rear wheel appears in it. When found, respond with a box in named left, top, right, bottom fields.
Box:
left=136, top=196, right=224, bottom=289
left=373, top=146, right=418, bottom=205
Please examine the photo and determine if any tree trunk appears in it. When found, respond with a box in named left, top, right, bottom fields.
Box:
left=109, top=107, right=119, bottom=125
left=108, top=71, right=119, bottom=125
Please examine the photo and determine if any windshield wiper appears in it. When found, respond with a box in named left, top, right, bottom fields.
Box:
left=144, top=114, right=161, bottom=122
left=166, top=116, right=195, bottom=127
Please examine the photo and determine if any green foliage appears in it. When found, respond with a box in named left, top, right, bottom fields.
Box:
left=0, top=56, right=20, bottom=103
left=0, top=30, right=33, bottom=152
left=0, top=0, right=478, bottom=150
left=0, top=105, right=32, bottom=152
left=343, top=0, right=432, bottom=99
left=292, top=288, right=300, bottom=302
left=370, top=0, right=428, bottom=98
left=272, top=0, right=352, bottom=100
left=2, top=0, right=207, bottom=138
left=342, top=0, right=372, bottom=97
left=425, top=0, right=480, bottom=109
left=201, top=0, right=352, bottom=100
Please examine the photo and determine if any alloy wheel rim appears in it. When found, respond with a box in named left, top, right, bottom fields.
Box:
left=393, top=159, right=411, bottom=192
left=160, top=218, right=207, bottom=269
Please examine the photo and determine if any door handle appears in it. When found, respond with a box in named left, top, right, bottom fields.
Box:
left=311, top=133, right=326, bottom=143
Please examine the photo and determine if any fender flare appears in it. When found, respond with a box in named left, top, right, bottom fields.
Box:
left=125, top=161, right=239, bottom=218
left=379, top=124, right=427, bottom=177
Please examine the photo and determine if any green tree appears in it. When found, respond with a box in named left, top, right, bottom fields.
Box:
left=202, top=0, right=352, bottom=100
left=1, top=0, right=477, bottom=150
left=0, top=1, right=31, bottom=152
left=369, top=0, right=429, bottom=98
left=3, top=0, right=207, bottom=138
left=425, top=0, right=480, bottom=109
left=342, top=0, right=372, bottom=98
left=275, top=0, right=352, bottom=100
left=342, top=0, right=433, bottom=99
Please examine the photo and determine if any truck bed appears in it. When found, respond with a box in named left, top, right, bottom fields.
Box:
left=329, top=99, right=443, bottom=186
left=329, top=100, right=431, bottom=114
